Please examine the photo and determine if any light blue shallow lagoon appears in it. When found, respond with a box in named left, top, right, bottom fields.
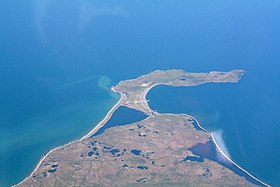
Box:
left=0, top=0, right=279, bottom=186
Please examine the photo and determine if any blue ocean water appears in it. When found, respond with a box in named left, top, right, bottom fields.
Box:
left=0, top=76, right=120, bottom=186
left=148, top=82, right=280, bottom=186
left=0, top=0, right=279, bottom=186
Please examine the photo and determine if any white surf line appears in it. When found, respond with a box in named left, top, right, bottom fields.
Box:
left=144, top=83, right=270, bottom=187
left=211, top=133, right=270, bottom=187
left=141, top=83, right=160, bottom=113
left=80, top=92, right=123, bottom=140
left=148, top=114, right=269, bottom=185
left=14, top=90, right=123, bottom=186
left=188, top=112, right=269, bottom=186
left=182, top=113, right=270, bottom=187
left=14, top=74, right=264, bottom=186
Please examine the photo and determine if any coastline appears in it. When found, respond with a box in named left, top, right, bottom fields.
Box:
left=162, top=113, right=270, bottom=186
left=13, top=88, right=123, bottom=187
left=13, top=140, right=80, bottom=187
left=123, top=78, right=270, bottom=186
left=146, top=87, right=270, bottom=186
left=145, top=87, right=269, bottom=186
left=210, top=133, right=270, bottom=187
left=140, top=83, right=160, bottom=113
left=15, top=71, right=269, bottom=187
left=80, top=91, right=123, bottom=140
left=186, top=113, right=270, bottom=187
left=186, top=114, right=209, bottom=132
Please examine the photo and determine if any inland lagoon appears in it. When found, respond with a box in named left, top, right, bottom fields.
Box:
left=147, top=81, right=279, bottom=186
left=92, top=106, right=148, bottom=137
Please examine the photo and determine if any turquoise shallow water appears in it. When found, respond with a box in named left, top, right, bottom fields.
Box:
left=0, top=0, right=280, bottom=186
left=0, top=77, right=119, bottom=186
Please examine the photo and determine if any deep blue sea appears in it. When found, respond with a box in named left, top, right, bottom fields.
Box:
left=0, top=0, right=279, bottom=186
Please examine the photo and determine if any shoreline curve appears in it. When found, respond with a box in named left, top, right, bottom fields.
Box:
left=188, top=115, right=270, bottom=187
left=13, top=90, right=123, bottom=187
left=14, top=72, right=270, bottom=187
left=146, top=89, right=270, bottom=187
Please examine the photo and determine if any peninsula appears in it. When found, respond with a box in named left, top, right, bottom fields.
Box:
left=15, top=69, right=269, bottom=187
